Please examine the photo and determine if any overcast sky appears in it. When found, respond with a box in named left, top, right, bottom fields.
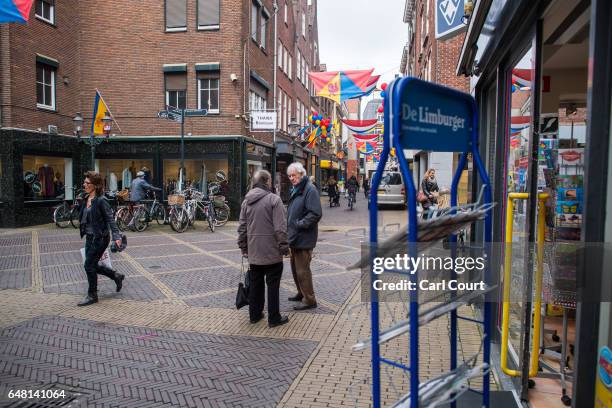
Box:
left=317, top=0, right=406, bottom=87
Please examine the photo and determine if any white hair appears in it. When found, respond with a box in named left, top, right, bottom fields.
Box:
left=287, top=162, right=307, bottom=176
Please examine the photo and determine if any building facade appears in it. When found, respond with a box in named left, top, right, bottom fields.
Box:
left=0, top=0, right=330, bottom=226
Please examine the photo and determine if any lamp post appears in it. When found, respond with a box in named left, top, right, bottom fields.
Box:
left=78, top=111, right=112, bottom=169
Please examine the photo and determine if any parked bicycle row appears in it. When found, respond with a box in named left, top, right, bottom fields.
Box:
left=53, top=183, right=230, bottom=234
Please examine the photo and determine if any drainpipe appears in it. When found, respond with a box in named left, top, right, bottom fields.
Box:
left=272, top=0, right=279, bottom=191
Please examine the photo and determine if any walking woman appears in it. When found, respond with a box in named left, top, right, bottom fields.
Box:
left=420, top=168, right=439, bottom=218
left=78, top=171, right=124, bottom=306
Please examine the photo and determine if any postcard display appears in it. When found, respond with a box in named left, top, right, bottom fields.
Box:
left=538, top=114, right=581, bottom=309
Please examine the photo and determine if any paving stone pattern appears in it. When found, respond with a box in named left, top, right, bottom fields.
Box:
left=0, top=316, right=316, bottom=407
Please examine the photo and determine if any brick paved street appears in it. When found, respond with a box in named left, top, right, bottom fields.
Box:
left=0, top=194, right=493, bottom=407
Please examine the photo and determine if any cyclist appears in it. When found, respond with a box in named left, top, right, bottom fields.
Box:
left=347, top=175, right=358, bottom=207
left=128, top=171, right=161, bottom=229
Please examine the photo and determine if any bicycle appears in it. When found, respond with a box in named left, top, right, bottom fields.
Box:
left=347, top=189, right=356, bottom=211
left=130, top=191, right=167, bottom=232
left=53, top=187, right=84, bottom=228
left=207, top=183, right=230, bottom=226
left=115, top=202, right=147, bottom=232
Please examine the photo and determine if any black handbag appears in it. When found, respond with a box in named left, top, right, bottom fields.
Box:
left=235, top=256, right=250, bottom=309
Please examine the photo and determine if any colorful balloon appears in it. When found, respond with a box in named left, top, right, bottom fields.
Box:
left=380, top=91, right=386, bottom=98
left=381, top=83, right=388, bottom=91
left=377, top=106, right=384, bottom=113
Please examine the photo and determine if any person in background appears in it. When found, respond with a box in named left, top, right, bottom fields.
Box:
left=309, top=175, right=317, bottom=190
left=141, top=166, right=152, bottom=184
left=286, top=162, right=322, bottom=310
left=130, top=171, right=161, bottom=202
left=421, top=168, right=439, bottom=218
left=362, top=176, right=370, bottom=198
left=78, top=171, right=124, bottom=306
left=237, top=170, right=290, bottom=328
left=54, top=172, right=64, bottom=197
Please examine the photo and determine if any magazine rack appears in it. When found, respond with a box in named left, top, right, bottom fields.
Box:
left=365, top=77, right=494, bottom=408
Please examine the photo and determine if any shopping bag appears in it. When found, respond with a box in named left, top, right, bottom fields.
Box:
left=235, top=257, right=250, bottom=309
left=80, top=247, right=113, bottom=269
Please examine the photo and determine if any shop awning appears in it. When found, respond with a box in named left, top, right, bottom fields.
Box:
left=320, top=160, right=339, bottom=170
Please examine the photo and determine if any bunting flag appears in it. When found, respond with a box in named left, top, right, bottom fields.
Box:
left=356, top=141, right=377, bottom=154
left=0, top=0, right=33, bottom=23
left=341, top=119, right=378, bottom=134
left=352, top=133, right=378, bottom=141
left=91, top=90, right=121, bottom=135
left=305, top=128, right=319, bottom=149
left=308, top=69, right=374, bottom=104
left=348, top=75, right=380, bottom=100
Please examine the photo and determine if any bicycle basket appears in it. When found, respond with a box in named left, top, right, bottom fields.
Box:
left=168, top=194, right=185, bottom=206
left=213, top=195, right=225, bottom=204
left=116, top=189, right=130, bottom=202
left=190, top=190, right=205, bottom=201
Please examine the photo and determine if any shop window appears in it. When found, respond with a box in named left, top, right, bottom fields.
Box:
left=301, top=12, right=306, bottom=38
left=283, top=1, right=287, bottom=24
left=198, top=73, right=220, bottom=113
left=163, top=158, right=228, bottom=196
left=288, top=53, right=292, bottom=79
left=165, top=0, right=187, bottom=31
left=197, top=0, right=220, bottom=30
left=165, top=73, right=187, bottom=110
left=23, top=156, right=71, bottom=202
left=36, top=62, right=55, bottom=110
left=98, top=160, right=154, bottom=192
left=35, top=0, right=54, bottom=24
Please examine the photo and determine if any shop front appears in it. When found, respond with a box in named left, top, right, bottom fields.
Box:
left=320, top=158, right=340, bottom=193
left=0, top=129, right=82, bottom=227
left=458, top=0, right=611, bottom=406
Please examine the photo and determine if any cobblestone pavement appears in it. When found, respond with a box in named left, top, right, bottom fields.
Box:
left=0, top=194, right=493, bottom=407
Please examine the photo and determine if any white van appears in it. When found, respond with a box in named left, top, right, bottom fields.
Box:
left=375, top=171, right=406, bottom=207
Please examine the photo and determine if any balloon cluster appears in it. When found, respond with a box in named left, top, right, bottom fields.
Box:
left=377, top=83, right=388, bottom=113
left=308, top=111, right=333, bottom=143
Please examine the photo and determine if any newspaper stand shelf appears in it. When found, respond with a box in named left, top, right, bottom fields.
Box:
left=366, top=78, right=494, bottom=407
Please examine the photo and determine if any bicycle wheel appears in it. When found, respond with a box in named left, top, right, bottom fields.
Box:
left=133, top=207, right=149, bottom=232
left=153, top=204, right=167, bottom=225
left=207, top=205, right=216, bottom=233
left=170, top=207, right=189, bottom=233
left=213, top=204, right=229, bottom=226
left=115, top=207, right=130, bottom=231
left=70, top=206, right=81, bottom=229
left=54, top=205, right=70, bottom=228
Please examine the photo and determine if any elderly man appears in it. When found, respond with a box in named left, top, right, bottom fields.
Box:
left=130, top=171, right=161, bottom=202
left=237, top=170, right=290, bottom=328
left=286, top=162, right=322, bottom=310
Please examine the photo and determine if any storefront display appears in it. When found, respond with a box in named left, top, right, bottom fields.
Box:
left=163, top=158, right=228, bottom=195
left=97, top=159, right=153, bottom=192
left=22, top=155, right=72, bottom=201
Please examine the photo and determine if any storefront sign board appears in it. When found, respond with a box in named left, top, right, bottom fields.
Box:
left=435, top=0, right=466, bottom=40
left=251, top=111, right=277, bottom=131
left=396, top=78, right=473, bottom=152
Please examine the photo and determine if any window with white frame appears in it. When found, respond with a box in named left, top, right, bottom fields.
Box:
left=35, top=0, right=54, bottom=24
left=260, top=12, right=268, bottom=49
left=302, top=59, right=307, bottom=85
left=277, top=91, right=283, bottom=131
left=249, top=90, right=267, bottom=111
left=281, top=90, right=287, bottom=131
left=165, top=73, right=187, bottom=109
left=198, top=0, right=220, bottom=29
left=166, top=0, right=187, bottom=31
left=288, top=53, right=292, bottom=79
left=36, top=62, right=55, bottom=110
left=278, top=42, right=283, bottom=67
left=301, top=13, right=306, bottom=38
left=198, top=72, right=220, bottom=113
left=284, top=1, right=288, bottom=24
left=287, top=97, right=292, bottom=129
left=296, top=51, right=301, bottom=81
left=283, top=46, right=288, bottom=74
left=251, top=2, right=259, bottom=40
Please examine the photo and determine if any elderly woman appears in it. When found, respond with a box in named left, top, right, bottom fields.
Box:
left=78, top=171, right=124, bottom=306
left=286, top=162, right=322, bottom=310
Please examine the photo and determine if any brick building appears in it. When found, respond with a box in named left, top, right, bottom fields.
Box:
left=0, top=0, right=331, bottom=226
left=399, top=0, right=470, bottom=192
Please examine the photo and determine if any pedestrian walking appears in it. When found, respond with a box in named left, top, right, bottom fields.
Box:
left=420, top=168, right=440, bottom=218
left=363, top=176, right=370, bottom=198
left=237, top=170, right=290, bottom=327
left=77, top=171, right=124, bottom=306
left=356, top=175, right=360, bottom=193
left=327, top=176, right=339, bottom=207
left=287, top=162, right=322, bottom=310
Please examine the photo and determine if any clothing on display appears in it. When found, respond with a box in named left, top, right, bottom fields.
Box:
left=37, top=165, right=55, bottom=197
left=122, top=168, right=132, bottom=189
left=109, top=173, right=118, bottom=192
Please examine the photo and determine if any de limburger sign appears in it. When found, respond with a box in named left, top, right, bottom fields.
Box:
left=435, top=0, right=466, bottom=40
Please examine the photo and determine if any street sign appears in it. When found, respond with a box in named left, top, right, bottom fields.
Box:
left=166, top=106, right=182, bottom=115
left=435, top=0, right=466, bottom=40
left=184, top=109, right=208, bottom=117
left=157, top=110, right=182, bottom=122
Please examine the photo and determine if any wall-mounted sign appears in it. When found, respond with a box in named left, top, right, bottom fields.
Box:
left=435, top=0, right=466, bottom=40
left=251, top=111, right=276, bottom=131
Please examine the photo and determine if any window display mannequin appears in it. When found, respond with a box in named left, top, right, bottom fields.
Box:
left=122, top=167, right=132, bottom=189
left=37, top=163, right=55, bottom=197
left=54, top=172, right=64, bottom=197
left=109, top=172, right=118, bottom=192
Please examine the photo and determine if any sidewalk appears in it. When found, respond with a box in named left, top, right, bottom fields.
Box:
left=0, top=194, right=493, bottom=407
